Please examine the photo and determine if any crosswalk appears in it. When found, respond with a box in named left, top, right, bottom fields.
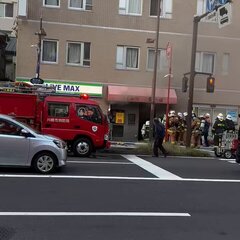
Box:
left=122, top=155, right=182, bottom=180
left=218, top=158, right=237, bottom=164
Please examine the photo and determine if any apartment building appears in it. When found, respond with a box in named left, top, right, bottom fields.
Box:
left=0, top=0, right=17, bottom=80
left=15, top=0, right=240, bottom=141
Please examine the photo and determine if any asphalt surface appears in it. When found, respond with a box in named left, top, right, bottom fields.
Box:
left=0, top=153, right=240, bottom=239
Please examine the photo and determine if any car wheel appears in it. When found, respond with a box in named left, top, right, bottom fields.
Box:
left=32, top=152, right=57, bottom=174
left=214, top=148, right=222, bottom=158
left=224, top=150, right=233, bottom=159
left=73, top=138, right=92, bottom=157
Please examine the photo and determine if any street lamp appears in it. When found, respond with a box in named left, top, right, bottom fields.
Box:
left=149, top=0, right=161, bottom=142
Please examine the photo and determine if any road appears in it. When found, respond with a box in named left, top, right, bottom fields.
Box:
left=0, top=154, right=240, bottom=240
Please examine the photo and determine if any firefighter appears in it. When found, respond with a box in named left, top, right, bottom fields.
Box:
left=167, top=110, right=177, bottom=144
left=176, top=112, right=185, bottom=145
left=191, top=113, right=201, bottom=148
left=182, top=112, right=188, bottom=145
left=212, top=113, right=226, bottom=147
left=225, top=114, right=235, bottom=132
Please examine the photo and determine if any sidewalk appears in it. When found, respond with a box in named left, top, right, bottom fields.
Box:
left=103, top=141, right=215, bottom=156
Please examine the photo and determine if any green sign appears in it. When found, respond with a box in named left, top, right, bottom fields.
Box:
left=16, top=78, right=103, bottom=97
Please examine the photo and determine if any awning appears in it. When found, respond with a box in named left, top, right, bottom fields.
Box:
left=107, top=85, right=177, bottom=104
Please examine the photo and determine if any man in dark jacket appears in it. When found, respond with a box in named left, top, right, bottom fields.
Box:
left=153, top=118, right=168, bottom=157
left=202, top=113, right=211, bottom=147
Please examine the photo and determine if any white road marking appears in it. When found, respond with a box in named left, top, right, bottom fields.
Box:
left=122, top=155, right=182, bottom=180
left=0, top=212, right=190, bottom=217
left=68, top=161, right=133, bottom=165
left=218, top=158, right=236, bottom=164
left=219, top=158, right=235, bottom=161
left=0, top=174, right=240, bottom=183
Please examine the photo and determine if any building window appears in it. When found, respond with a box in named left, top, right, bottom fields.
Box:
left=67, top=42, right=90, bottom=66
left=0, top=3, right=13, bottom=18
left=42, top=40, right=58, bottom=63
left=112, top=125, right=124, bottom=138
left=116, top=46, right=139, bottom=70
left=150, top=0, right=172, bottom=18
left=147, top=48, right=168, bottom=71
left=119, top=0, right=142, bottom=15
left=68, top=0, right=93, bottom=11
left=222, top=53, right=229, bottom=75
left=128, top=114, right=136, bottom=125
left=44, top=0, right=60, bottom=7
left=195, top=52, right=215, bottom=74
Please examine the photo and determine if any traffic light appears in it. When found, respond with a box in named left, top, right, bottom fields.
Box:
left=206, top=76, right=215, bottom=93
left=182, top=76, right=188, bottom=92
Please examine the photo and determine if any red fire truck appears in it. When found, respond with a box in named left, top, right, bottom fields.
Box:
left=0, top=82, right=110, bottom=157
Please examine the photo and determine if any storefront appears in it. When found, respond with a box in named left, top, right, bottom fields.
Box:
left=194, top=104, right=239, bottom=125
left=107, top=85, right=177, bottom=141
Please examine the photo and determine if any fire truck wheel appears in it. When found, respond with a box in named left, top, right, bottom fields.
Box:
left=73, top=138, right=92, bottom=157
left=214, top=148, right=222, bottom=158
left=32, top=151, right=57, bottom=174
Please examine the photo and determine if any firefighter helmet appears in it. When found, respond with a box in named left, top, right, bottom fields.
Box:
left=217, top=113, right=224, bottom=121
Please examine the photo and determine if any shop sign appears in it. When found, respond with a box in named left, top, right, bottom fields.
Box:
left=115, top=112, right=125, bottom=124
left=16, top=78, right=103, bottom=97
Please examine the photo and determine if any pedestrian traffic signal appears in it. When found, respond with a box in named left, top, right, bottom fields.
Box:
left=182, top=76, right=188, bottom=92
left=206, top=76, right=215, bottom=93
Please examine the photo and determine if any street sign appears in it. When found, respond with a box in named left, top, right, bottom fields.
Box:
left=218, top=2, right=232, bottom=28
left=205, top=10, right=217, bottom=22
left=206, top=0, right=228, bottom=12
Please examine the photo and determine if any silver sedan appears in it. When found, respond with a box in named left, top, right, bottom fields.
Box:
left=0, top=114, right=67, bottom=173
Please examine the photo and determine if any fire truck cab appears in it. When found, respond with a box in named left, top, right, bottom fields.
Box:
left=0, top=83, right=110, bottom=157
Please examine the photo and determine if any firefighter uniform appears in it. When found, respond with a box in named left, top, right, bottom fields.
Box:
left=182, top=112, right=188, bottom=145
left=191, top=116, right=201, bottom=148
left=167, top=110, right=177, bottom=144
left=176, top=112, right=185, bottom=145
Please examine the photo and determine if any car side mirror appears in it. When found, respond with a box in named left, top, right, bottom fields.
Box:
left=21, top=128, right=30, bottom=137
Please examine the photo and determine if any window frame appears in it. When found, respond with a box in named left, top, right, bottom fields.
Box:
left=0, top=119, right=22, bottom=136
left=68, top=0, right=93, bottom=11
left=222, top=53, right=229, bottom=75
left=128, top=113, right=136, bottom=125
left=116, top=45, right=140, bottom=70
left=149, top=0, right=172, bottom=19
left=0, top=3, right=14, bottom=18
left=147, top=48, right=168, bottom=71
left=48, top=103, right=70, bottom=118
left=75, top=104, right=103, bottom=124
left=195, top=51, right=216, bottom=74
left=43, top=0, right=60, bottom=8
left=66, top=41, right=91, bottom=67
left=119, top=0, right=143, bottom=16
left=41, top=39, right=59, bottom=64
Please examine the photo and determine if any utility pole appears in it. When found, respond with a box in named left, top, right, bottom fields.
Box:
left=35, top=17, right=46, bottom=79
left=165, top=42, right=172, bottom=141
left=185, top=11, right=210, bottom=147
left=149, top=0, right=161, bottom=142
